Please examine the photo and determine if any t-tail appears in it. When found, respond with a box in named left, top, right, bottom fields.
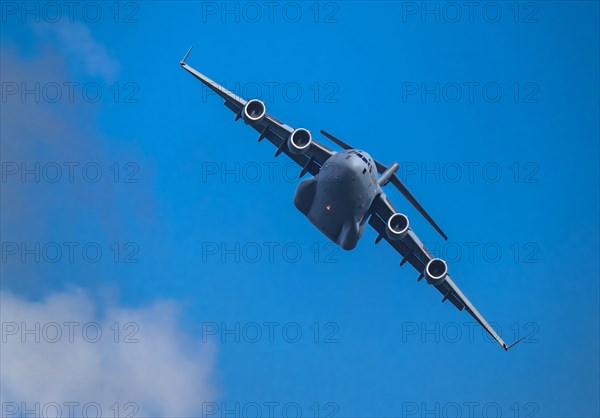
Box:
left=320, top=130, right=448, bottom=240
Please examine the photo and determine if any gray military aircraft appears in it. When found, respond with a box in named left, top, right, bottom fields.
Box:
left=181, top=47, right=523, bottom=351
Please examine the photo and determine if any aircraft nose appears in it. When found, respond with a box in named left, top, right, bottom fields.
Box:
left=321, top=153, right=365, bottom=183
left=346, top=154, right=367, bottom=174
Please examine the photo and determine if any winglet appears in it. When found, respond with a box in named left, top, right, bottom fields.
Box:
left=503, top=336, right=526, bottom=351
left=180, top=45, right=193, bottom=66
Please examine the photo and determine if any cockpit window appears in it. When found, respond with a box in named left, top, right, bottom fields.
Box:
left=353, top=151, right=373, bottom=167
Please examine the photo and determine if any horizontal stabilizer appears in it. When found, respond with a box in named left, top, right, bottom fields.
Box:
left=389, top=174, right=448, bottom=240
left=320, top=129, right=448, bottom=240
left=320, top=130, right=353, bottom=150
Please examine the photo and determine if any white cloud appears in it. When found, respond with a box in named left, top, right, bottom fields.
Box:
left=33, top=21, right=120, bottom=82
left=0, top=290, right=218, bottom=417
left=1, top=22, right=218, bottom=418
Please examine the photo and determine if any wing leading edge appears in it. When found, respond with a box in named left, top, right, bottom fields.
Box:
left=369, top=193, right=522, bottom=351
left=180, top=47, right=334, bottom=176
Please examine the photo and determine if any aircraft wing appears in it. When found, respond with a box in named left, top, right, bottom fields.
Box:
left=180, top=49, right=334, bottom=176
left=369, top=193, right=521, bottom=350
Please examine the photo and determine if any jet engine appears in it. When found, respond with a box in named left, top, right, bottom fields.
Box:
left=424, top=258, right=448, bottom=285
left=242, top=99, right=266, bottom=125
left=386, top=213, right=409, bottom=240
left=288, top=128, right=312, bottom=155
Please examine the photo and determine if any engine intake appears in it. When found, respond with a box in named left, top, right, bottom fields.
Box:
left=242, top=99, right=266, bottom=125
left=288, top=128, right=312, bottom=155
left=386, top=213, right=409, bottom=240
left=424, top=258, right=448, bottom=285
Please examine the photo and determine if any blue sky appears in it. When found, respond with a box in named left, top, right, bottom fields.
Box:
left=1, top=1, right=599, bottom=417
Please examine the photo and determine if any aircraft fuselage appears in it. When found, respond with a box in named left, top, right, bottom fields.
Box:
left=293, top=149, right=380, bottom=250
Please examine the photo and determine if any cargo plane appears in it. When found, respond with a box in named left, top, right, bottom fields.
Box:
left=180, top=47, right=523, bottom=350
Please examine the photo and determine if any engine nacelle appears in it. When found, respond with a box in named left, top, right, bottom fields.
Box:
left=242, top=99, right=266, bottom=125
left=386, top=213, right=409, bottom=240
left=424, top=258, right=448, bottom=285
left=288, top=128, right=312, bottom=155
